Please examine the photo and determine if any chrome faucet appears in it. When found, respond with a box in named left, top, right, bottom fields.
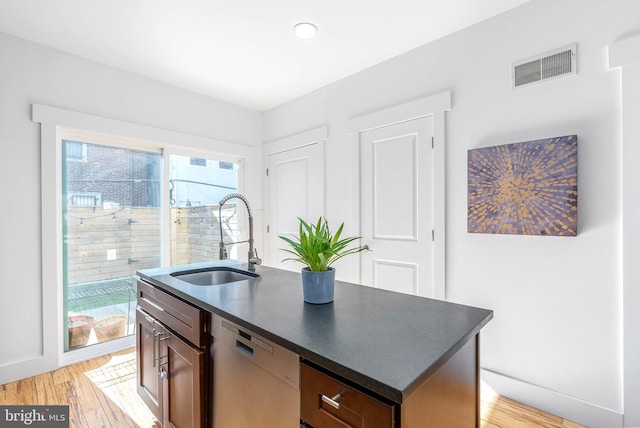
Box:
left=218, top=193, right=262, bottom=271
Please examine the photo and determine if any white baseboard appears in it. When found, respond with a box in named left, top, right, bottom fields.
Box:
left=0, top=355, right=55, bottom=386
left=481, top=368, right=624, bottom=428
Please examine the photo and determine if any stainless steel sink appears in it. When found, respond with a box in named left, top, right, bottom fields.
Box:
left=171, top=267, right=258, bottom=286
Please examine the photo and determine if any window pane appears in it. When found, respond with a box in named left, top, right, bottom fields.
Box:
left=219, top=161, right=234, bottom=170
left=62, top=140, right=162, bottom=352
left=169, top=154, right=239, bottom=265
left=190, top=157, right=207, bottom=167
left=66, top=141, right=85, bottom=161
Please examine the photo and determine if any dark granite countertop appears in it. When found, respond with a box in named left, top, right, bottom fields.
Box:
left=137, top=260, right=493, bottom=404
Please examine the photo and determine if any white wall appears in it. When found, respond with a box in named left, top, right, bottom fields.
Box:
left=0, top=32, right=262, bottom=381
left=263, top=0, right=639, bottom=426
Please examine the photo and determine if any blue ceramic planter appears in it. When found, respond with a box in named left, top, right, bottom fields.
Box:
left=301, top=267, right=335, bottom=304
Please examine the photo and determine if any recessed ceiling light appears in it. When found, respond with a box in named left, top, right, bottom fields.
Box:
left=293, top=22, right=318, bottom=40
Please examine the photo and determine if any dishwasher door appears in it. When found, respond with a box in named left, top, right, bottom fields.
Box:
left=212, top=314, right=300, bottom=428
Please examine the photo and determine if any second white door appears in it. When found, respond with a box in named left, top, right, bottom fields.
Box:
left=265, top=143, right=324, bottom=270
left=360, top=116, right=435, bottom=297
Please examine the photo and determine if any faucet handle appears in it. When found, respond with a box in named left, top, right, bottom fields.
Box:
left=249, top=249, right=262, bottom=266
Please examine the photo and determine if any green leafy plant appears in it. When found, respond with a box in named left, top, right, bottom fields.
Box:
left=279, top=217, right=363, bottom=272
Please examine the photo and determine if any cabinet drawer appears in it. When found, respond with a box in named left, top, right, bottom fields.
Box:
left=300, top=363, right=395, bottom=428
left=137, top=280, right=206, bottom=347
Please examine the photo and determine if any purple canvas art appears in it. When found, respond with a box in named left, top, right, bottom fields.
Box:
left=467, top=135, right=577, bottom=236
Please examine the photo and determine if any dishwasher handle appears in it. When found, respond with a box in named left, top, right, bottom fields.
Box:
left=236, top=339, right=254, bottom=357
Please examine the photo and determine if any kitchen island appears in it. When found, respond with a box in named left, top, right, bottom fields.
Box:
left=137, top=260, right=493, bottom=428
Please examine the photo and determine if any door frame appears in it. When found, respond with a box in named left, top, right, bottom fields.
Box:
left=610, top=33, right=640, bottom=427
left=262, top=126, right=327, bottom=266
left=349, top=91, right=451, bottom=300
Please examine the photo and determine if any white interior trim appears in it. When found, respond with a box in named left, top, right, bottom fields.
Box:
left=609, top=31, right=640, bottom=427
left=482, top=369, right=624, bottom=428
left=32, top=104, right=255, bottom=158
left=263, top=125, right=328, bottom=155
left=348, top=91, right=451, bottom=133
left=61, top=336, right=136, bottom=367
left=348, top=90, right=451, bottom=300
left=609, top=32, right=640, bottom=69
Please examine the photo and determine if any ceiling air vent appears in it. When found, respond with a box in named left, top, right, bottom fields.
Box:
left=512, top=44, right=576, bottom=89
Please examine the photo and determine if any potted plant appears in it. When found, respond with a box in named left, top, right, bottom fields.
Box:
left=93, top=315, right=128, bottom=342
left=68, top=315, right=95, bottom=349
left=279, top=217, right=363, bottom=304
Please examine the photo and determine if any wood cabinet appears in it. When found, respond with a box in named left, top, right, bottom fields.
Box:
left=300, top=362, right=395, bottom=428
left=300, top=335, right=480, bottom=428
left=162, top=328, right=204, bottom=428
left=136, top=280, right=208, bottom=428
left=136, top=308, right=162, bottom=421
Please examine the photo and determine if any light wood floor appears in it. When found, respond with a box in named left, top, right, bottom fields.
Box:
left=0, top=349, right=585, bottom=428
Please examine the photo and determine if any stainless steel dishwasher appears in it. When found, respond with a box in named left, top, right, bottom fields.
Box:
left=211, top=313, right=300, bottom=428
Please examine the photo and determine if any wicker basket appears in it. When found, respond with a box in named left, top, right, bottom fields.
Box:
left=68, top=315, right=95, bottom=349
left=93, top=315, right=128, bottom=342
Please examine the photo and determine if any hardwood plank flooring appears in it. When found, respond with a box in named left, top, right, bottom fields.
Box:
left=1, top=349, right=585, bottom=428
left=481, top=386, right=586, bottom=428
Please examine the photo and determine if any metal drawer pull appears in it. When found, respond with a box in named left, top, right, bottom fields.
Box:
left=152, top=327, right=157, bottom=367
left=321, top=393, right=342, bottom=410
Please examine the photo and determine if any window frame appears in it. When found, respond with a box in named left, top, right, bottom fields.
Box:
left=34, top=104, right=254, bottom=370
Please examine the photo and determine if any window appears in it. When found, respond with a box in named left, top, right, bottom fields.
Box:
left=66, top=141, right=86, bottom=161
left=62, top=139, right=162, bottom=352
left=35, top=104, right=252, bottom=372
left=219, top=161, right=234, bottom=170
left=67, top=192, right=102, bottom=207
left=169, top=154, right=239, bottom=265
left=190, top=157, right=207, bottom=167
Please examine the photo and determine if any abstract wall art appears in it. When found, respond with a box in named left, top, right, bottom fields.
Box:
left=467, top=135, right=577, bottom=236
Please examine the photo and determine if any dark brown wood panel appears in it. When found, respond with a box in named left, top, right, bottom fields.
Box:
left=301, top=363, right=395, bottom=428
left=137, top=279, right=206, bottom=346
left=400, top=335, right=479, bottom=428
left=162, top=333, right=205, bottom=428
left=136, top=308, right=162, bottom=423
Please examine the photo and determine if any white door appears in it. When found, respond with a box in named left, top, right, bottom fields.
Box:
left=266, top=144, right=324, bottom=270
left=360, top=116, right=434, bottom=297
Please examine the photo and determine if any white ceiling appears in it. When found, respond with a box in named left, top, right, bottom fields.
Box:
left=0, top=0, right=531, bottom=111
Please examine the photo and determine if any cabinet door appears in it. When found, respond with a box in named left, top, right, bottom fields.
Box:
left=300, top=363, right=395, bottom=428
left=161, top=332, right=205, bottom=428
left=136, top=308, right=162, bottom=422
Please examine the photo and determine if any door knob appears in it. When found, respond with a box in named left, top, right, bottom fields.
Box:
left=361, top=245, right=373, bottom=253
